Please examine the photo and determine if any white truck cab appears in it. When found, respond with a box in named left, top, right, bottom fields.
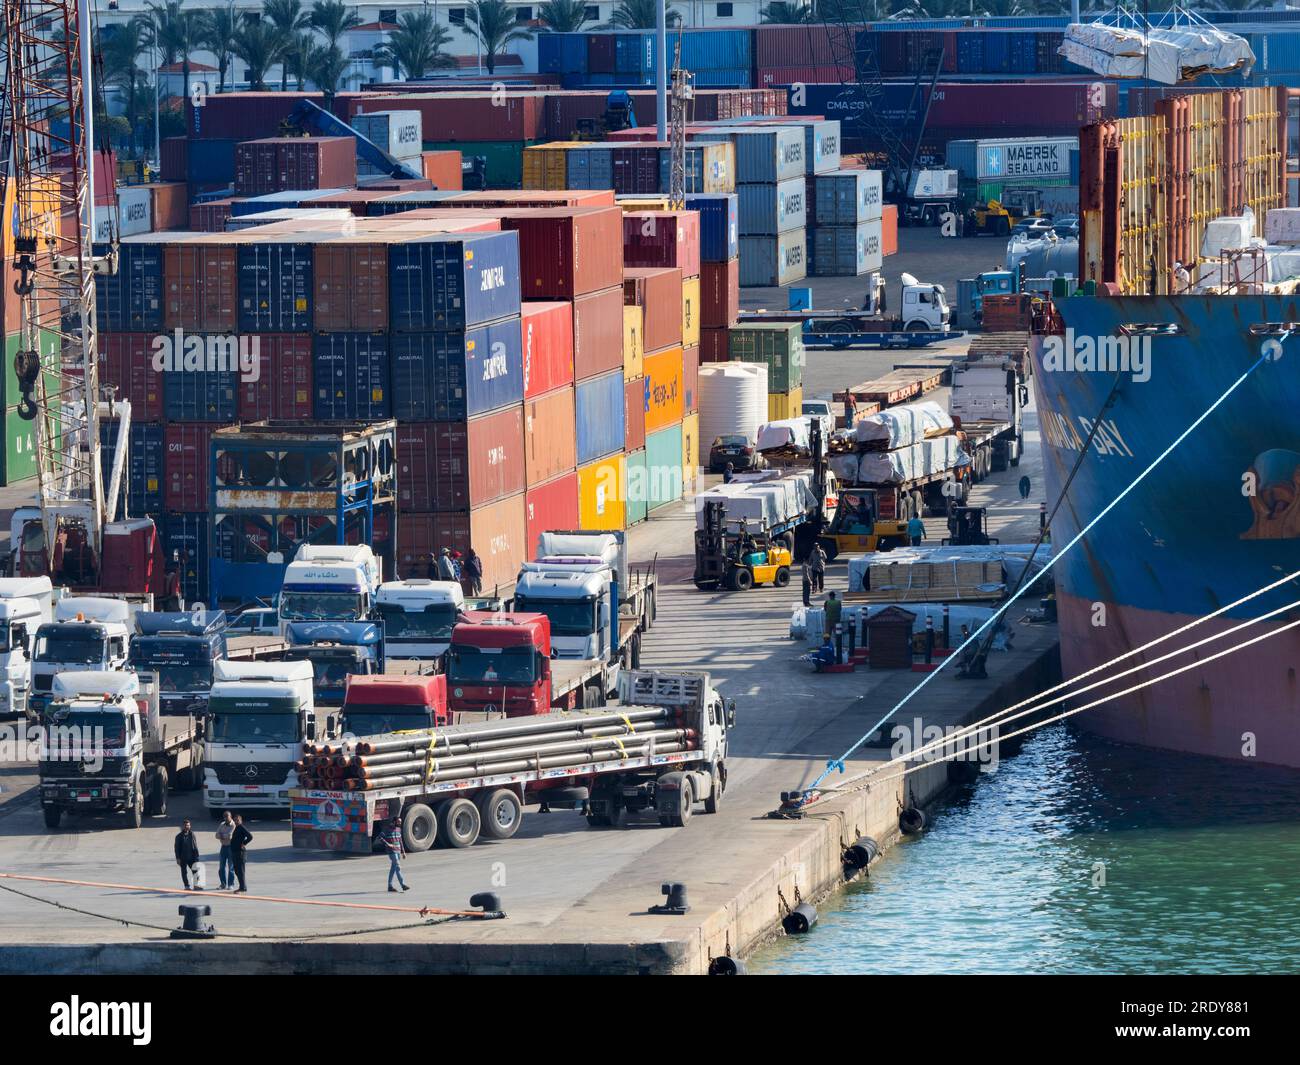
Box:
left=278, top=545, right=382, bottom=635
left=29, top=597, right=133, bottom=719
left=898, top=272, right=950, bottom=331
left=374, top=579, right=464, bottom=659
left=516, top=532, right=630, bottom=662
left=204, top=659, right=317, bottom=812
left=0, top=576, right=54, bottom=719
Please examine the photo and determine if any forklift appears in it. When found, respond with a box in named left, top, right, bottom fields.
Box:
left=943, top=505, right=999, bottom=546
left=968, top=187, right=1045, bottom=236
left=821, top=487, right=910, bottom=557
left=693, top=503, right=793, bottom=591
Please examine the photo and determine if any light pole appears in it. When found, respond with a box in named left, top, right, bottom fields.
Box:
left=656, top=0, right=667, bottom=139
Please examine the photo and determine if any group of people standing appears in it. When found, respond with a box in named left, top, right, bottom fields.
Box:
left=428, top=546, right=484, bottom=596
left=173, top=813, right=253, bottom=893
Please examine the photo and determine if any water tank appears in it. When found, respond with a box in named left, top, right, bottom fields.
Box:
left=698, top=363, right=768, bottom=461
left=1005, top=236, right=1079, bottom=278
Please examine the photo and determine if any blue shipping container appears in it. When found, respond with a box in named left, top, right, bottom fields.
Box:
left=984, top=31, right=1011, bottom=73
left=100, top=421, right=164, bottom=519
left=230, top=189, right=346, bottom=217
left=738, top=178, right=807, bottom=237
left=539, top=33, right=588, bottom=75
left=614, top=32, right=654, bottom=76
left=312, top=333, right=391, bottom=420
left=238, top=241, right=313, bottom=332
left=682, top=29, right=751, bottom=72
left=566, top=146, right=613, bottom=190
left=187, top=139, right=237, bottom=184
left=96, top=241, right=163, bottom=332
left=390, top=317, right=524, bottom=422
left=814, top=170, right=882, bottom=227
left=163, top=364, right=238, bottom=422
left=575, top=370, right=626, bottom=464
left=685, top=193, right=739, bottom=262
left=163, top=512, right=215, bottom=606
left=388, top=232, right=521, bottom=333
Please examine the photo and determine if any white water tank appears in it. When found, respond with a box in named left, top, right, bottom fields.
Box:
left=698, top=363, right=769, bottom=461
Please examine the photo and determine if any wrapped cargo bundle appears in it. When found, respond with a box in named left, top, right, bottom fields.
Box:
left=1059, top=19, right=1254, bottom=85
left=853, top=400, right=953, bottom=449
left=839, top=434, right=966, bottom=485
left=756, top=418, right=810, bottom=453
left=692, top=472, right=815, bottom=530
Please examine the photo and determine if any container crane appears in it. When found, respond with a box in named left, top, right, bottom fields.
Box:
left=4, top=0, right=159, bottom=594
left=668, top=34, right=693, bottom=211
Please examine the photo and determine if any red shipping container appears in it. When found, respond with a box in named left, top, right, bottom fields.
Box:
left=623, top=267, right=682, bottom=353
left=237, top=335, right=313, bottom=421
left=194, top=92, right=327, bottom=141
left=161, top=137, right=188, bottom=182
left=699, top=259, right=741, bottom=329
left=683, top=344, right=699, bottom=414
left=234, top=137, right=356, bottom=196
left=397, top=406, right=526, bottom=512
left=700, top=326, right=729, bottom=362
left=234, top=139, right=280, bottom=197
left=396, top=495, right=526, bottom=594
left=502, top=206, right=624, bottom=300
left=624, top=376, right=646, bottom=453
left=164, top=424, right=216, bottom=511
left=163, top=238, right=239, bottom=332
left=448, top=189, right=617, bottom=209
left=422, top=150, right=463, bottom=190
left=526, top=471, right=579, bottom=559
left=100, top=334, right=164, bottom=421
left=145, top=182, right=189, bottom=230
left=189, top=199, right=233, bottom=232
left=572, top=285, right=625, bottom=382
left=622, top=211, right=701, bottom=280
left=524, top=386, right=577, bottom=488
left=349, top=94, right=543, bottom=142
left=380, top=211, right=502, bottom=234
left=313, top=238, right=391, bottom=332
left=521, top=300, right=574, bottom=400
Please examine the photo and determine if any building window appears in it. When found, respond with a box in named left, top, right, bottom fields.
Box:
left=716, top=2, right=733, bottom=15
left=379, top=8, right=397, bottom=21
left=585, top=5, right=599, bottom=19
left=516, top=5, right=532, bottom=21
left=448, top=8, right=465, bottom=24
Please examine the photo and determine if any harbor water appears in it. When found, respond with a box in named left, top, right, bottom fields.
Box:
left=751, top=724, right=1300, bottom=974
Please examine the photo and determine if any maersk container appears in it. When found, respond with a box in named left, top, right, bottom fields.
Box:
left=96, top=239, right=163, bottom=332
left=390, top=317, right=524, bottom=421
left=312, top=333, right=391, bottom=420
left=738, top=231, right=807, bottom=288
left=575, top=369, right=626, bottom=465
left=388, top=232, right=521, bottom=333
left=738, top=178, right=807, bottom=236
left=811, top=221, right=884, bottom=278
left=946, top=136, right=1077, bottom=182
left=696, top=126, right=805, bottom=184
left=815, top=169, right=883, bottom=226
left=163, top=363, right=238, bottom=422
left=237, top=240, right=313, bottom=332
left=685, top=193, right=739, bottom=262
left=802, top=121, right=842, bottom=175
left=645, top=423, right=684, bottom=513
left=351, top=111, right=423, bottom=160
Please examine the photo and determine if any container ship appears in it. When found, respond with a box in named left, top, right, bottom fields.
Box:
left=1030, top=293, right=1300, bottom=768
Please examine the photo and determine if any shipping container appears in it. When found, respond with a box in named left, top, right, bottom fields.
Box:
left=701, top=326, right=729, bottom=362
left=521, top=300, right=574, bottom=400
left=625, top=449, right=648, bottom=526
left=99, top=333, right=164, bottom=421
left=739, top=231, right=807, bottom=287
left=645, top=423, right=684, bottom=513
left=96, top=238, right=163, bottom=332
left=354, top=94, right=544, bottom=143
left=524, top=385, right=577, bottom=489
left=768, top=386, right=805, bottom=423
left=681, top=411, right=699, bottom=495
left=237, top=237, right=314, bottom=332
left=0, top=406, right=37, bottom=486
left=681, top=275, right=701, bottom=350
left=163, top=237, right=238, bottom=333
left=621, top=210, right=702, bottom=279
left=624, top=375, right=646, bottom=453
left=623, top=304, right=644, bottom=380
left=811, top=221, right=884, bottom=277
left=657, top=142, right=736, bottom=194
left=194, top=91, right=351, bottom=141
left=312, top=333, right=391, bottom=420
left=390, top=317, right=524, bottom=421
left=421, top=150, right=463, bottom=190
left=946, top=135, right=1078, bottom=181
left=526, top=470, right=580, bottom=557
left=93, top=186, right=152, bottom=242
left=571, top=285, right=625, bottom=382
left=683, top=344, right=699, bottom=414
left=352, top=111, right=424, bottom=162
left=881, top=203, right=898, bottom=257
left=643, top=346, right=684, bottom=434
left=425, top=140, right=535, bottom=190
left=229, top=189, right=348, bottom=217
left=397, top=406, right=525, bottom=512
left=162, top=512, right=210, bottom=605
left=699, top=259, right=740, bottom=328
left=729, top=321, right=804, bottom=392
left=234, top=137, right=357, bottom=197
left=612, top=144, right=663, bottom=195
left=396, top=494, right=527, bottom=595
left=623, top=267, right=683, bottom=352
left=189, top=199, right=234, bottom=232
left=803, top=120, right=843, bottom=175
left=738, top=178, right=808, bottom=236
left=577, top=454, right=626, bottom=532
left=696, top=126, right=805, bottom=184
left=99, top=421, right=164, bottom=518
left=388, top=232, right=522, bottom=332
left=162, top=358, right=238, bottom=422
left=575, top=369, right=626, bottom=465
left=502, top=206, right=623, bottom=299
left=684, top=192, right=739, bottom=262
left=164, top=423, right=216, bottom=512
left=313, top=237, right=392, bottom=332
left=814, top=169, right=884, bottom=226
left=236, top=334, right=313, bottom=421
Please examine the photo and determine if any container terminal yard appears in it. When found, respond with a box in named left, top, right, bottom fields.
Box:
left=0, top=3, right=1297, bottom=992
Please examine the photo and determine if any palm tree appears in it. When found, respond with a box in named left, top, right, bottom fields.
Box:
left=145, top=1, right=202, bottom=104
left=603, top=0, right=680, bottom=30
left=760, top=2, right=813, bottom=22
left=309, top=42, right=352, bottom=104
left=265, top=0, right=313, bottom=90
left=99, top=17, right=151, bottom=155
left=283, top=30, right=319, bottom=90
left=373, top=11, right=455, bottom=81
left=463, top=0, right=535, bottom=75
left=231, top=15, right=285, bottom=92
left=310, top=0, right=362, bottom=51
left=538, top=0, right=590, bottom=33
left=198, top=4, right=240, bottom=93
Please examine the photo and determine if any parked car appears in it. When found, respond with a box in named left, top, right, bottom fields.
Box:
left=802, top=398, right=838, bottom=436
left=708, top=434, right=765, bottom=473
left=226, top=607, right=280, bottom=637
left=1052, top=215, right=1079, bottom=239
left=1011, top=217, right=1055, bottom=237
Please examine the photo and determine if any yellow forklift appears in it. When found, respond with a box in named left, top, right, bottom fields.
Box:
left=970, top=187, right=1045, bottom=236
left=693, top=504, right=793, bottom=591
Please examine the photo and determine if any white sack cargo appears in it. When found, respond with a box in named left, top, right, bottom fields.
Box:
left=848, top=544, right=1052, bottom=591
left=1265, top=209, right=1300, bottom=246
left=851, top=434, right=965, bottom=485
left=1060, top=19, right=1254, bottom=86
left=757, top=418, right=811, bottom=452
left=853, top=399, right=953, bottom=448
left=693, top=473, right=816, bottom=530
left=1200, top=207, right=1256, bottom=258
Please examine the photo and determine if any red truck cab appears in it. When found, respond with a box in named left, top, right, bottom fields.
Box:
left=340, top=674, right=448, bottom=737
left=446, top=611, right=553, bottom=717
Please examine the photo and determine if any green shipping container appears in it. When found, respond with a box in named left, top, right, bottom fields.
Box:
left=626, top=448, right=648, bottom=525
left=4, top=329, right=60, bottom=412
left=728, top=321, right=804, bottom=393
left=645, top=424, right=683, bottom=514
left=2, top=405, right=39, bottom=486
left=425, top=139, right=541, bottom=190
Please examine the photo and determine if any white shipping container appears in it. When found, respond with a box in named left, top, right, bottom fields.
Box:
left=810, top=219, right=883, bottom=277
left=93, top=185, right=152, bottom=242
left=739, top=230, right=807, bottom=287
left=352, top=110, right=423, bottom=159
left=947, top=137, right=1077, bottom=182
left=738, top=178, right=807, bottom=236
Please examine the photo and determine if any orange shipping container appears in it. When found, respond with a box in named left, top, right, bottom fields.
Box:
left=524, top=385, right=577, bottom=487
left=422, top=150, right=463, bottom=190
left=577, top=454, right=627, bottom=532
left=881, top=203, right=898, bottom=257
left=144, top=182, right=188, bottom=230
left=163, top=238, right=238, bottom=333
left=643, top=345, right=684, bottom=433
left=396, top=493, right=527, bottom=594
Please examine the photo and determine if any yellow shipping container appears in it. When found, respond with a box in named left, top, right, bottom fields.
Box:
left=616, top=197, right=671, bottom=211
left=623, top=304, right=644, bottom=380
left=522, top=143, right=581, bottom=190
left=681, top=412, right=699, bottom=496
left=768, top=387, right=804, bottom=422
left=681, top=275, right=701, bottom=349
left=578, top=454, right=627, bottom=532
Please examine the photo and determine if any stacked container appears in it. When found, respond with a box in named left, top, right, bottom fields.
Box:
left=351, top=111, right=423, bottom=178
left=810, top=168, right=884, bottom=277
left=728, top=321, right=806, bottom=424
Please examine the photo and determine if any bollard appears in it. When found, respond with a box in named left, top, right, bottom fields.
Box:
left=470, top=892, right=503, bottom=914
left=782, top=902, right=818, bottom=935
left=924, top=616, right=935, bottom=665
left=1039, top=501, right=1047, bottom=533
left=834, top=623, right=844, bottom=664
left=171, top=904, right=216, bottom=940
left=846, top=616, right=856, bottom=659
left=942, top=603, right=950, bottom=649
left=649, top=882, right=691, bottom=915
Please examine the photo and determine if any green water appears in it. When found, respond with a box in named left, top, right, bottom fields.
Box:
left=750, top=725, right=1300, bottom=974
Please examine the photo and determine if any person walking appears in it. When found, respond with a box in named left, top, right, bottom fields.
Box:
left=801, top=556, right=813, bottom=608
left=174, top=819, right=201, bottom=890
left=229, top=814, right=253, bottom=894
left=382, top=817, right=410, bottom=893
left=214, top=810, right=236, bottom=890
left=809, top=542, right=827, bottom=594
left=843, top=390, right=857, bottom=428
left=464, top=548, right=483, bottom=597
left=823, top=590, right=842, bottom=637
left=161, top=559, right=183, bottom=612
left=907, top=514, right=926, bottom=547
left=1018, top=474, right=1031, bottom=500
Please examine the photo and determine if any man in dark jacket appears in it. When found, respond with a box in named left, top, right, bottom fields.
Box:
left=229, top=814, right=253, bottom=894
left=174, top=819, right=201, bottom=890
left=464, top=549, right=483, bottom=597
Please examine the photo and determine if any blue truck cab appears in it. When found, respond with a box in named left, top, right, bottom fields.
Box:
left=128, top=610, right=228, bottom=716
left=283, top=621, right=384, bottom=708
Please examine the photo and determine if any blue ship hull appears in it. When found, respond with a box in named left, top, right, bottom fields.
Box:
left=1031, top=295, right=1300, bottom=767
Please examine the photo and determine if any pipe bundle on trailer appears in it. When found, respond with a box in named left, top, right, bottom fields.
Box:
left=297, top=708, right=697, bottom=791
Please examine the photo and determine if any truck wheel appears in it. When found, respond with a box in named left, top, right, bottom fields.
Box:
left=656, top=772, right=693, bottom=828
left=704, top=764, right=725, bottom=814
left=43, top=807, right=61, bottom=830
left=732, top=567, right=753, bottom=591
left=774, top=566, right=791, bottom=588
left=438, top=797, right=481, bottom=848
left=129, top=788, right=143, bottom=829
left=148, top=767, right=168, bottom=818
left=179, top=747, right=203, bottom=791
left=631, top=632, right=642, bottom=668
left=402, top=803, right=437, bottom=852
left=477, top=789, right=522, bottom=840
